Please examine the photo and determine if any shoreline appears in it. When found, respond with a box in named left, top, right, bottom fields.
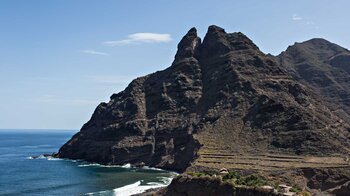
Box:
left=29, top=154, right=177, bottom=195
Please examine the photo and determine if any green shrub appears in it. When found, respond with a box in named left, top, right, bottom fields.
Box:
left=186, top=170, right=220, bottom=178
left=290, top=185, right=302, bottom=193
left=236, top=174, right=267, bottom=187
left=186, top=171, right=271, bottom=188
left=186, top=172, right=206, bottom=177
left=223, top=171, right=239, bottom=180
left=205, top=170, right=218, bottom=176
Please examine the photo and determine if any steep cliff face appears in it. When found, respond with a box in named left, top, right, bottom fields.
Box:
left=58, top=27, right=204, bottom=171
left=58, top=26, right=350, bottom=172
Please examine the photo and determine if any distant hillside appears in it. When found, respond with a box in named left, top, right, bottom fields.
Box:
left=278, top=38, right=350, bottom=124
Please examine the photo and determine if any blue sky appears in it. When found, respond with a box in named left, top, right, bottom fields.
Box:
left=1, top=0, right=349, bottom=130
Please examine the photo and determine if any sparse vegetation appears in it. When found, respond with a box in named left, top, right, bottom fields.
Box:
left=186, top=170, right=218, bottom=178
left=186, top=171, right=206, bottom=177
left=187, top=170, right=269, bottom=187
left=235, top=174, right=268, bottom=187
left=223, top=172, right=269, bottom=187
left=299, top=190, right=311, bottom=196
left=185, top=170, right=313, bottom=195
left=290, top=184, right=302, bottom=193
left=222, top=170, right=239, bottom=180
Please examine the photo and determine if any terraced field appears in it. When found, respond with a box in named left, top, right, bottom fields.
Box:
left=195, top=150, right=350, bottom=171
left=192, top=116, right=350, bottom=171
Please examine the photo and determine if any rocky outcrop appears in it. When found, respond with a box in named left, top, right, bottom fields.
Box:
left=327, top=181, right=350, bottom=196
left=153, top=175, right=280, bottom=196
left=301, top=168, right=350, bottom=193
left=57, top=25, right=350, bottom=173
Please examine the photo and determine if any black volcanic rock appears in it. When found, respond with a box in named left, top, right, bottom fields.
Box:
left=58, top=26, right=350, bottom=172
left=174, top=27, right=201, bottom=61
left=162, top=175, right=279, bottom=196
left=200, top=25, right=259, bottom=58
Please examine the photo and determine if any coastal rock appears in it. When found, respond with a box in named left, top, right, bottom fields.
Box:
left=327, top=181, right=350, bottom=196
left=57, top=25, right=350, bottom=173
left=159, top=175, right=280, bottom=196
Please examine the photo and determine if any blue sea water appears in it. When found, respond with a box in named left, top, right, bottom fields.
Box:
left=0, top=130, right=176, bottom=196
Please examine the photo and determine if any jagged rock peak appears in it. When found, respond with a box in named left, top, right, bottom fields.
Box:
left=204, top=25, right=258, bottom=49
left=174, top=25, right=261, bottom=62
left=186, top=27, right=198, bottom=36
left=227, top=32, right=259, bottom=51
left=200, top=25, right=259, bottom=58
left=207, top=25, right=226, bottom=34
left=174, top=27, right=201, bottom=61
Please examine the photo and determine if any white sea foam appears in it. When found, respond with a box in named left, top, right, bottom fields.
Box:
left=113, top=177, right=172, bottom=196
left=121, top=163, right=131, bottom=168
left=26, top=154, right=63, bottom=161
left=35, top=154, right=46, bottom=159
left=84, top=189, right=110, bottom=195
left=156, top=176, right=173, bottom=184
left=84, top=176, right=174, bottom=196
left=77, top=163, right=127, bottom=168
left=113, top=180, right=142, bottom=195
left=76, top=162, right=171, bottom=171
left=77, top=162, right=155, bottom=169
left=27, top=155, right=174, bottom=174
left=141, top=166, right=165, bottom=171
left=78, top=163, right=101, bottom=167
left=27, top=154, right=176, bottom=196
left=28, top=156, right=170, bottom=172
left=46, top=157, right=61, bottom=161
left=20, top=145, right=39, bottom=149
left=146, top=182, right=163, bottom=186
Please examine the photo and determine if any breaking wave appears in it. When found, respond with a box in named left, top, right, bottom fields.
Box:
left=76, top=162, right=171, bottom=172
left=27, top=154, right=176, bottom=195
left=26, top=155, right=62, bottom=161
left=84, top=177, right=173, bottom=196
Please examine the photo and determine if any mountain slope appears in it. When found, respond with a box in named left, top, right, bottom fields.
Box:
left=278, top=38, right=350, bottom=124
left=57, top=26, right=350, bottom=172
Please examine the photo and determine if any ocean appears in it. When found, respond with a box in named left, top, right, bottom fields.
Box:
left=0, top=130, right=176, bottom=196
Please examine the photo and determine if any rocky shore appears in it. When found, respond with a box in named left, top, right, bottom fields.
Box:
left=135, top=167, right=350, bottom=196
left=136, top=174, right=284, bottom=196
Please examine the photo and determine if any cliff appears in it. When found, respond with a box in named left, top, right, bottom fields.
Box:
left=57, top=26, right=350, bottom=175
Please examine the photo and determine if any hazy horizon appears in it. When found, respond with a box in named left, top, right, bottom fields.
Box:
left=0, top=128, right=77, bottom=132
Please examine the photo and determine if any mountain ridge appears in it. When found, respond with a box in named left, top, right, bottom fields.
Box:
left=57, top=26, right=350, bottom=175
left=277, top=37, right=350, bottom=125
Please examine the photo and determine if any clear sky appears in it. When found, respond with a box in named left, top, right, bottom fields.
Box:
left=1, top=0, right=349, bottom=130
